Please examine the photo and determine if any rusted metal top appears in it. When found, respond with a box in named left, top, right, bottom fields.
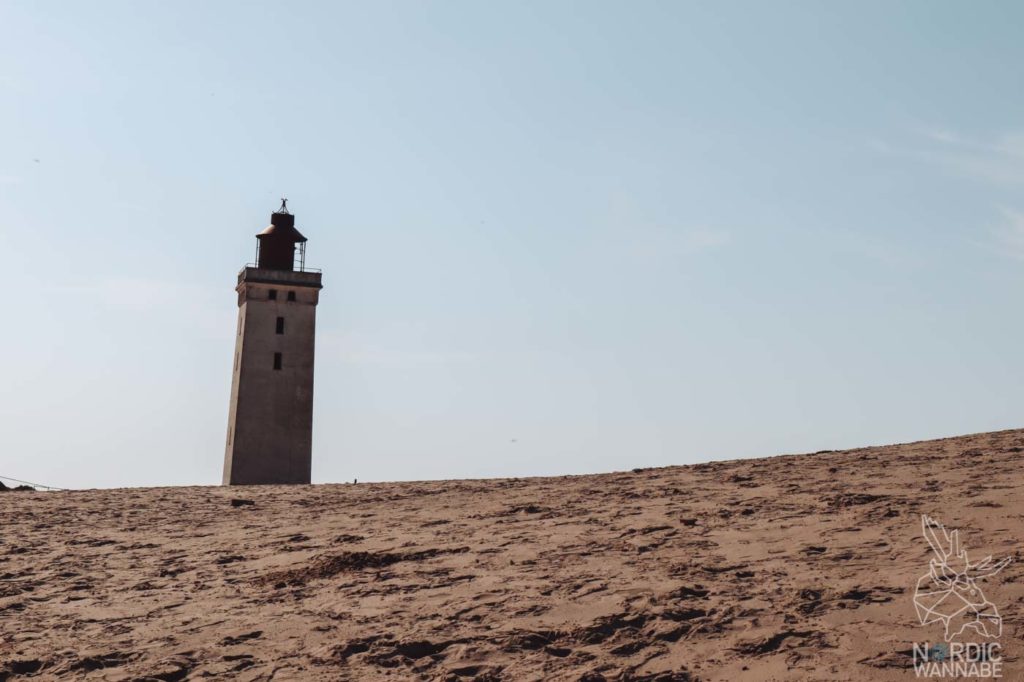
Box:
left=254, top=202, right=309, bottom=270
left=257, top=210, right=307, bottom=243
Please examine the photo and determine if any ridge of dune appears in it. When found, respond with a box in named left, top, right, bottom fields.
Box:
left=2, top=428, right=1023, bottom=681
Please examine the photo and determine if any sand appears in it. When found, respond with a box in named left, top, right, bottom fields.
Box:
left=2, top=428, right=1023, bottom=681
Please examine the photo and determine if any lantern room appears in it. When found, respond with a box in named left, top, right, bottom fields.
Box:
left=255, top=199, right=309, bottom=271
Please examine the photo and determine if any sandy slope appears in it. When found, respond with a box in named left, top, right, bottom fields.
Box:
left=2, top=429, right=1023, bottom=681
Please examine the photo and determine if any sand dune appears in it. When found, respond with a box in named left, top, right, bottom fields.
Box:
left=2, top=429, right=1023, bottom=680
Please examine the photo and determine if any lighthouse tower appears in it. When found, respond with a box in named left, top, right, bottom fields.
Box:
left=223, top=200, right=323, bottom=485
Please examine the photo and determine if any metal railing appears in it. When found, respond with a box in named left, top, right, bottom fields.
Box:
left=243, top=263, right=321, bottom=273
left=248, top=241, right=320, bottom=272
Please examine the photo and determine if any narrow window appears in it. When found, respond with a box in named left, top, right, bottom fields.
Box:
left=276, top=317, right=285, bottom=334
left=273, top=352, right=282, bottom=370
left=287, top=291, right=296, bottom=302
left=234, top=352, right=239, bottom=371
left=268, top=289, right=277, bottom=301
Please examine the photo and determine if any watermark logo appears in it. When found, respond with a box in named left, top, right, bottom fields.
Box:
left=913, top=515, right=1011, bottom=678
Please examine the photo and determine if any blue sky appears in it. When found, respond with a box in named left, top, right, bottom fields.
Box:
left=1, top=1, right=1022, bottom=488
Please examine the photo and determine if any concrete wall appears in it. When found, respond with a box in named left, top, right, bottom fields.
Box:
left=223, top=269, right=322, bottom=485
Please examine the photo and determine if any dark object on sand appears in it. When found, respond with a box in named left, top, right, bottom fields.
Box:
left=231, top=498, right=256, bottom=507
left=0, top=481, right=35, bottom=492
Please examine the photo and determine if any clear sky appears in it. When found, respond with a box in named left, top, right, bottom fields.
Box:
left=1, top=2, right=1022, bottom=489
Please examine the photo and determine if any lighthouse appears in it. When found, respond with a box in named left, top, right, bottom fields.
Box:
left=223, top=200, right=323, bottom=485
